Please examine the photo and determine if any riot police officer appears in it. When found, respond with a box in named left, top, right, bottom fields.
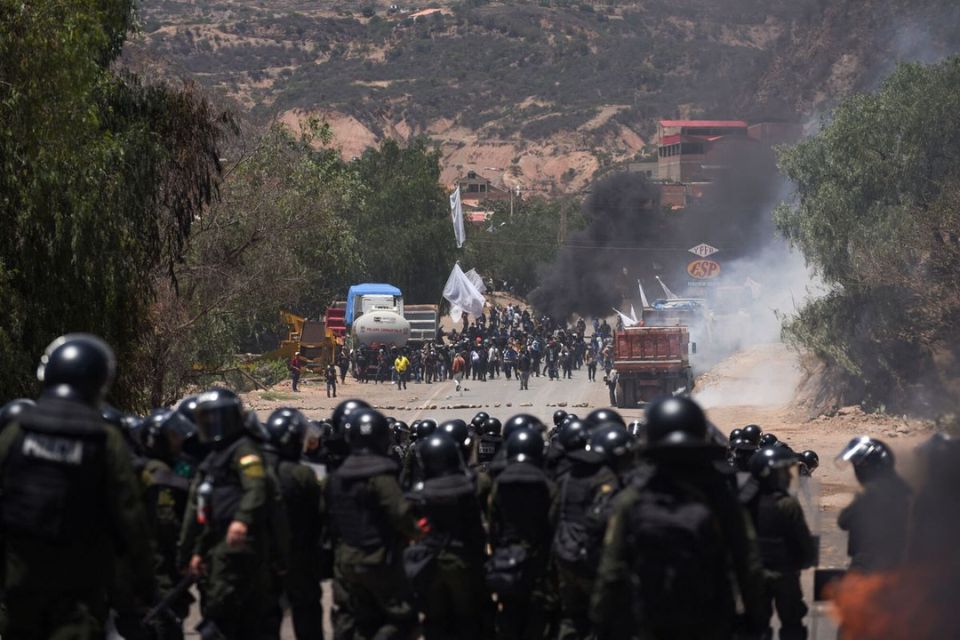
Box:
left=836, top=436, right=912, bottom=572
left=263, top=408, right=324, bottom=640
left=476, top=417, right=503, bottom=471
left=141, top=409, right=197, bottom=639
left=324, top=398, right=372, bottom=639
left=745, top=447, right=817, bottom=640
left=552, top=420, right=623, bottom=640
left=401, top=418, right=438, bottom=489
left=487, top=427, right=557, bottom=640
left=178, top=388, right=285, bottom=639
left=325, top=407, right=422, bottom=639
left=0, top=334, right=155, bottom=638
left=591, top=397, right=766, bottom=640
left=406, top=434, right=492, bottom=639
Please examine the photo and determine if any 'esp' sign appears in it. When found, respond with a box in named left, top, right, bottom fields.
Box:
left=687, top=259, right=721, bottom=280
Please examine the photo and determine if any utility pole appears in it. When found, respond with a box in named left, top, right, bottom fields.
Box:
left=510, top=184, right=520, bottom=219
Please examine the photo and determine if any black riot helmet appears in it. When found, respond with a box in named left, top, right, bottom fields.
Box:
left=36, top=333, right=116, bottom=406
left=558, top=418, right=589, bottom=452
left=585, top=408, right=625, bottom=431
left=245, top=411, right=270, bottom=443
left=588, top=423, right=635, bottom=466
left=413, top=418, right=438, bottom=441
left=481, top=417, right=502, bottom=437
left=331, top=399, right=372, bottom=431
left=177, top=395, right=200, bottom=424
left=561, top=413, right=579, bottom=427
left=503, top=413, right=544, bottom=440
left=798, top=450, right=820, bottom=476
left=477, top=417, right=503, bottom=464
left=645, top=396, right=709, bottom=448
left=194, top=388, right=246, bottom=449
left=740, top=424, right=762, bottom=446
left=729, top=438, right=758, bottom=472
left=758, top=433, right=779, bottom=447
left=101, top=404, right=124, bottom=429
left=266, top=408, right=309, bottom=461
left=121, top=414, right=146, bottom=454
left=392, top=421, right=411, bottom=447
left=345, top=408, right=391, bottom=455
left=0, top=399, right=36, bottom=431
left=0, top=398, right=37, bottom=429
left=143, top=409, right=197, bottom=464
left=505, top=428, right=545, bottom=466
left=749, top=446, right=798, bottom=492
left=553, top=409, right=569, bottom=427
left=439, top=419, right=473, bottom=460
left=836, top=436, right=896, bottom=485
left=729, top=428, right=744, bottom=442
left=471, top=412, right=490, bottom=428
left=417, top=434, right=466, bottom=479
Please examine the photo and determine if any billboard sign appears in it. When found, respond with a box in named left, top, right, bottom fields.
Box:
left=688, top=243, right=719, bottom=258
left=687, top=259, right=721, bottom=280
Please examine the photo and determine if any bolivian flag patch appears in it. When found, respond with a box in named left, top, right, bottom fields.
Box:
left=239, top=454, right=264, bottom=478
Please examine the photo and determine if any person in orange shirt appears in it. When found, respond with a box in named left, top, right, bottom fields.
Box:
left=452, top=351, right=466, bottom=393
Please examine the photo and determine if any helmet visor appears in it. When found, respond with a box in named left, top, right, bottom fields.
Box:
left=196, top=408, right=233, bottom=444
left=835, top=437, right=879, bottom=469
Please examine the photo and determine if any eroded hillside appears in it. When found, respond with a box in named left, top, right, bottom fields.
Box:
left=124, top=0, right=960, bottom=190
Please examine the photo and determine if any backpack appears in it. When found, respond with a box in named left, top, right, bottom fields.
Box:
left=485, top=544, right=530, bottom=596
left=623, top=475, right=728, bottom=628
left=554, top=475, right=620, bottom=576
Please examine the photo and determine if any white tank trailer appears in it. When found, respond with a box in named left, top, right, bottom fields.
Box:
left=346, top=284, right=411, bottom=348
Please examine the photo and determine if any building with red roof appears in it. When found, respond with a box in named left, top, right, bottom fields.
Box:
left=656, top=120, right=750, bottom=183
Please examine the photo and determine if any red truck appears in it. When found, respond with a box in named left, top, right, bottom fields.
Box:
left=613, top=326, right=694, bottom=407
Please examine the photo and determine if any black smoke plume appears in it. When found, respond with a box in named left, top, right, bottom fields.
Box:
left=529, top=143, right=784, bottom=320
left=528, top=174, right=662, bottom=319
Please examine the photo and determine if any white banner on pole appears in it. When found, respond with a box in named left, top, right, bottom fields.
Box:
left=613, top=307, right=639, bottom=328
left=656, top=275, right=679, bottom=300
left=449, top=186, right=466, bottom=248
left=638, top=280, right=650, bottom=308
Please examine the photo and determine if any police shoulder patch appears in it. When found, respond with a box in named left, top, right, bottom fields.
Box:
left=239, top=453, right=265, bottom=478
left=239, top=454, right=261, bottom=467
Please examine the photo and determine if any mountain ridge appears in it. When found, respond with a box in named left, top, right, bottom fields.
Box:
left=124, top=0, right=960, bottom=191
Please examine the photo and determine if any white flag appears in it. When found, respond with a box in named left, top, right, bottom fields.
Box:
left=638, top=280, right=650, bottom=308
left=656, top=276, right=679, bottom=300
left=613, top=307, right=639, bottom=328
left=449, top=186, right=466, bottom=248
left=629, top=305, right=638, bottom=324
left=464, top=268, right=486, bottom=294
left=443, top=264, right=485, bottom=318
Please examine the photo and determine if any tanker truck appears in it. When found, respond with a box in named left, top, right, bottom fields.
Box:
left=345, top=283, right=410, bottom=347
left=323, top=283, right=438, bottom=349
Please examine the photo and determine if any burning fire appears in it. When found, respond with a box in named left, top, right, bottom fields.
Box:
left=828, top=567, right=958, bottom=639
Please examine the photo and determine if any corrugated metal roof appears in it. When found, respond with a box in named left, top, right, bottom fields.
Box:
left=659, top=120, right=748, bottom=128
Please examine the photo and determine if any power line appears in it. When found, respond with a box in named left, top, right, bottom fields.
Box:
left=465, top=237, right=723, bottom=251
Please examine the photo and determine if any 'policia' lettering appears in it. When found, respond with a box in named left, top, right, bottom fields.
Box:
left=21, top=434, right=84, bottom=465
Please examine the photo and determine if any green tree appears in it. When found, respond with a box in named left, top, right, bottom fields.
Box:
left=350, top=138, right=458, bottom=303
left=0, top=1, right=231, bottom=407
left=462, top=195, right=584, bottom=296
left=140, top=121, right=365, bottom=405
left=776, top=56, right=960, bottom=411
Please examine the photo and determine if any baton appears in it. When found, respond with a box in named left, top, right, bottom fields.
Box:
left=142, top=573, right=196, bottom=625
